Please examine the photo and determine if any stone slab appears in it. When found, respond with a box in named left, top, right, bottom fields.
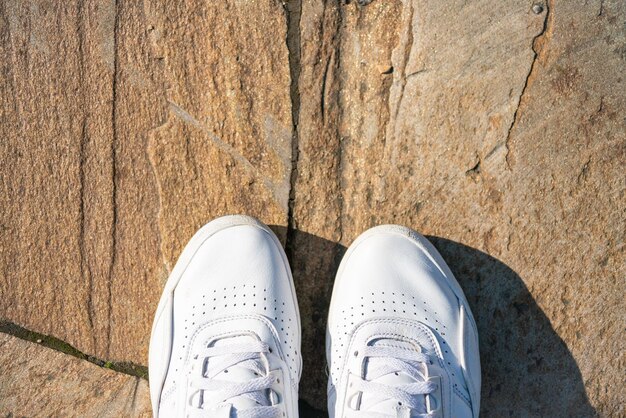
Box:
left=293, top=0, right=625, bottom=415
left=0, top=0, right=624, bottom=416
left=0, top=0, right=292, bottom=368
left=0, top=333, right=151, bottom=417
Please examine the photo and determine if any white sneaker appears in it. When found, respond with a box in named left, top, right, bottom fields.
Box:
left=326, top=225, right=481, bottom=418
left=149, top=215, right=301, bottom=418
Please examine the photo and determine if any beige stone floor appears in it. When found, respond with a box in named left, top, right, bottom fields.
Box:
left=1, top=0, right=624, bottom=417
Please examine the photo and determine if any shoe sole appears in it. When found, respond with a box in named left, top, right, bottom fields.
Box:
left=149, top=215, right=302, bottom=415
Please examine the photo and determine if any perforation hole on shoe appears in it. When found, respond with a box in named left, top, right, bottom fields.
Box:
left=169, top=282, right=300, bottom=384
left=330, top=290, right=448, bottom=378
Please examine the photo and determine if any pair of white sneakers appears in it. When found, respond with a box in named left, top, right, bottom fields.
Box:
left=149, top=215, right=480, bottom=418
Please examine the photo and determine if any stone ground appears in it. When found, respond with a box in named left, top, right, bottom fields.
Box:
left=1, top=0, right=624, bottom=416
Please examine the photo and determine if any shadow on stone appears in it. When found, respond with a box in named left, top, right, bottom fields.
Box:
left=270, top=226, right=595, bottom=417
left=271, top=225, right=345, bottom=418
left=427, top=237, right=596, bottom=417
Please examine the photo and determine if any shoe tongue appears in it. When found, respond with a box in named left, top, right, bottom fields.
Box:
left=208, top=336, right=269, bottom=411
left=358, top=339, right=428, bottom=416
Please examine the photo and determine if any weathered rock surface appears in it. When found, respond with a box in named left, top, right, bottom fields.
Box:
left=0, top=0, right=291, bottom=366
left=293, top=0, right=625, bottom=416
left=0, top=333, right=151, bottom=417
left=1, top=0, right=624, bottom=416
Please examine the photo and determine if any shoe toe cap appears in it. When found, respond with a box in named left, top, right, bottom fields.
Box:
left=333, top=228, right=461, bottom=324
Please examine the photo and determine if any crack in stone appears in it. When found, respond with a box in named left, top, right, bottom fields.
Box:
left=598, top=0, right=604, bottom=16
left=577, top=157, right=592, bottom=185
left=75, top=0, right=97, bottom=353
left=79, top=117, right=98, bottom=352
left=0, top=319, right=327, bottom=415
left=107, top=0, right=120, bottom=357
left=0, top=320, right=148, bottom=379
left=129, top=376, right=141, bottom=410
left=503, top=1, right=551, bottom=168
left=285, top=0, right=302, bottom=258
left=465, top=159, right=482, bottom=177
left=335, top=5, right=345, bottom=247
left=320, top=57, right=331, bottom=122
left=406, top=68, right=428, bottom=80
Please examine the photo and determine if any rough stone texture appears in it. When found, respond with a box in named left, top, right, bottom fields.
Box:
left=147, top=0, right=293, bottom=266
left=0, top=333, right=151, bottom=416
left=292, top=0, right=625, bottom=416
left=0, top=0, right=624, bottom=416
left=0, top=0, right=291, bottom=366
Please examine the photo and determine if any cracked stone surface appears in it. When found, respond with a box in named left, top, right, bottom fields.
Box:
left=1, top=0, right=624, bottom=416
left=293, top=0, right=625, bottom=416
left=0, top=333, right=151, bottom=417
left=0, top=0, right=291, bottom=365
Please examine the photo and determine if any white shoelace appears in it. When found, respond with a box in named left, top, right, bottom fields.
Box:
left=187, top=341, right=282, bottom=418
left=349, top=345, right=438, bottom=418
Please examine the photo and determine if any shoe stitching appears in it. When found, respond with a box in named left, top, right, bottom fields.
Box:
left=454, top=385, right=472, bottom=407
